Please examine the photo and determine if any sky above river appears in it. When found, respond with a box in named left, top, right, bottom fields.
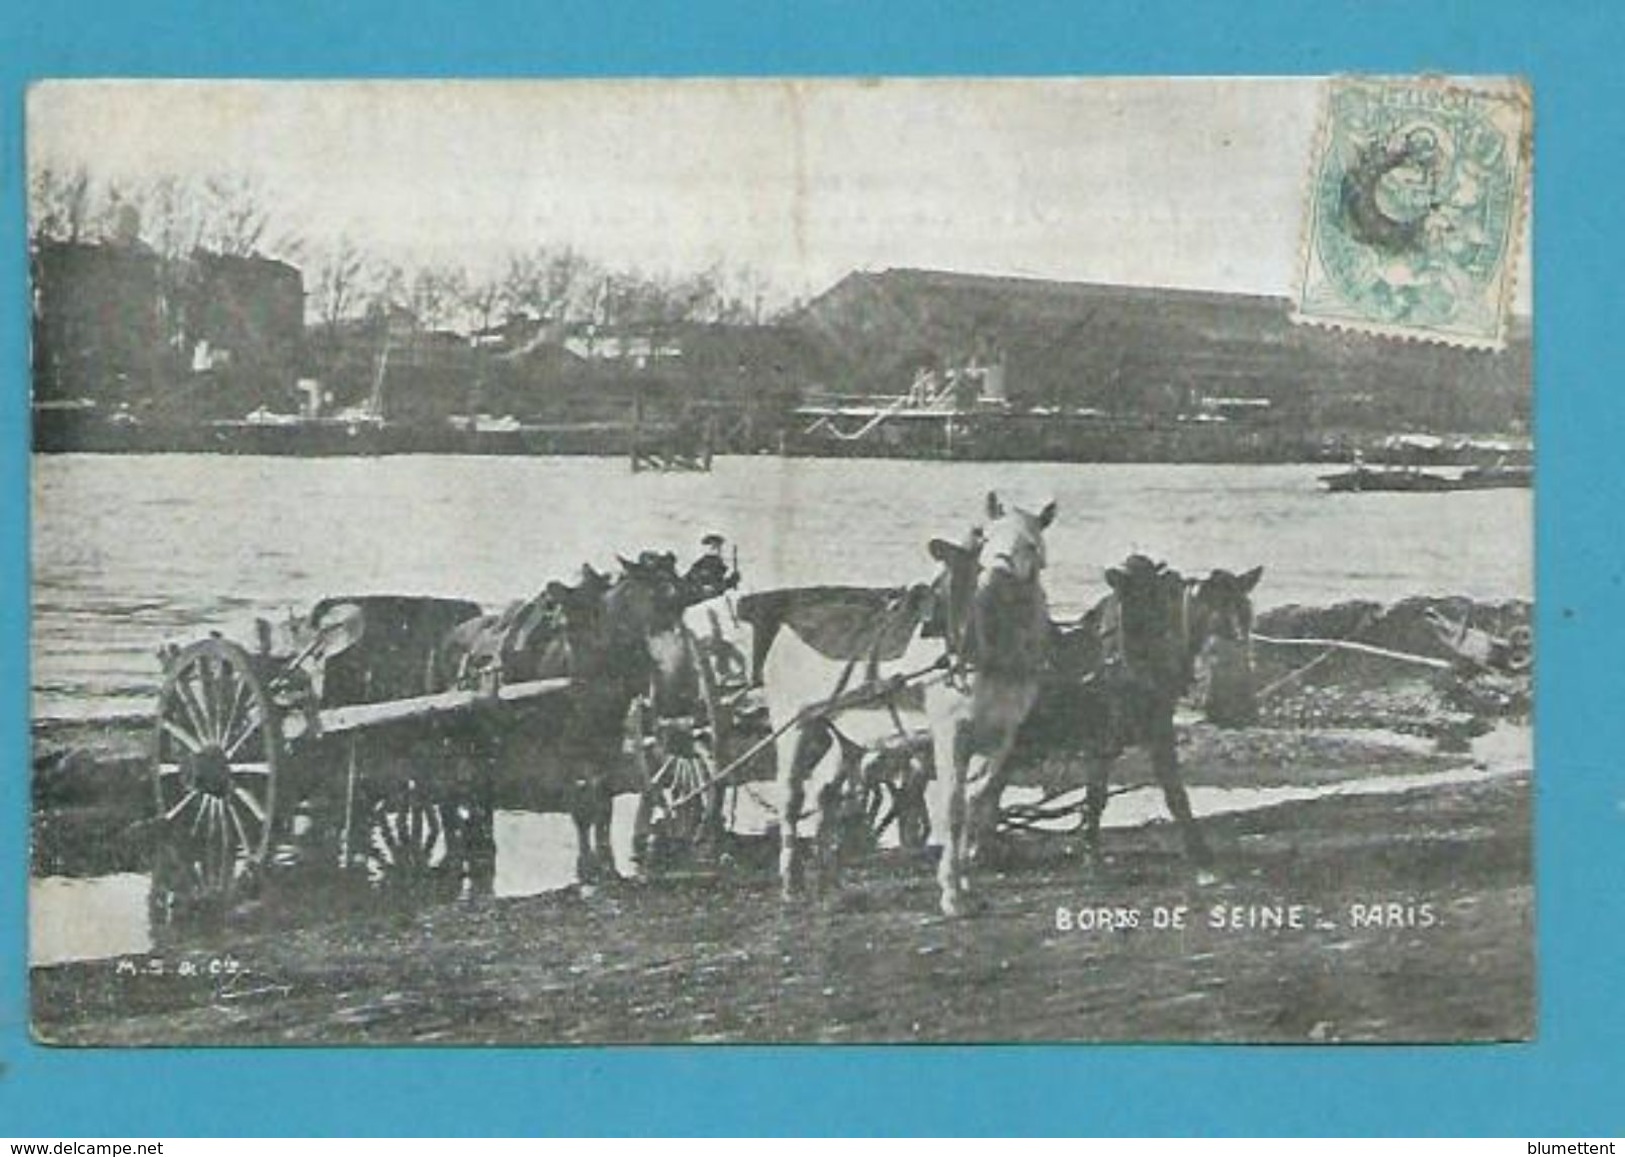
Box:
left=27, top=78, right=1533, bottom=310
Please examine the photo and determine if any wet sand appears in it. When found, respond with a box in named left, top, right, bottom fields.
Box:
left=32, top=757, right=1532, bottom=1045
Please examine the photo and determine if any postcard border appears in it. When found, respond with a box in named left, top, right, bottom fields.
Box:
left=3, top=0, right=1621, bottom=1139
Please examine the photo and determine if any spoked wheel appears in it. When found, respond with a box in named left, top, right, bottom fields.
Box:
left=149, top=638, right=281, bottom=921
left=840, top=752, right=931, bottom=855
left=362, top=776, right=467, bottom=899
left=629, top=700, right=720, bottom=871
left=630, top=628, right=731, bottom=872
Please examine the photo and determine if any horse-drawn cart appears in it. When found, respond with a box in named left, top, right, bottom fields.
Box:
left=146, top=548, right=1257, bottom=920
left=148, top=595, right=577, bottom=918
left=147, top=584, right=791, bottom=918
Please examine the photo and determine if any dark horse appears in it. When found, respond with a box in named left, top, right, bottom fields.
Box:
left=430, top=565, right=613, bottom=691
left=429, top=554, right=688, bottom=885
left=1013, top=554, right=1262, bottom=881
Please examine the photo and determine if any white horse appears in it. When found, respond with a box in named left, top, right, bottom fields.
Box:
left=747, top=492, right=1056, bottom=917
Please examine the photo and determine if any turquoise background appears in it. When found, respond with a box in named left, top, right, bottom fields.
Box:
left=3, top=0, right=1620, bottom=1137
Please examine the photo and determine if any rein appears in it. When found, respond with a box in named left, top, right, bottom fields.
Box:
left=941, top=573, right=973, bottom=689
left=664, top=653, right=953, bottom=811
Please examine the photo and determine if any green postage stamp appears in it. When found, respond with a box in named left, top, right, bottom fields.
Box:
left=1293, top=77, right=1531, bottom=349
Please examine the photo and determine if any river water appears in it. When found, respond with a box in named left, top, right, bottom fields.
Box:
left=32, top=454, right=1531, bottom=723
left=29, top=454, right=1533, bottom=966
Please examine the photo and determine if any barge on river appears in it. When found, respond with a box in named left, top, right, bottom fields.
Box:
left=1318, top=462, right=1533, bottom=493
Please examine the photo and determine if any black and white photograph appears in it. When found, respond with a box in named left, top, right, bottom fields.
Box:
left=27, top=77, right=1533, bottom=1045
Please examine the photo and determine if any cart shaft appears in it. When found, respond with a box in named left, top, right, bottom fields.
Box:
left=283, top=676, right=574, bottom=741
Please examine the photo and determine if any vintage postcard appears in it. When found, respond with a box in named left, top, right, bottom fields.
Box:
left=27, top=78, right=1533, bottom=1045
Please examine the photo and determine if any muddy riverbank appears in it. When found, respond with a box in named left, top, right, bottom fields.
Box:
left=32, top=765, right=1533, bottom=1045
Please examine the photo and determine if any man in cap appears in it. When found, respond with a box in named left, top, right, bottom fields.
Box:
left=682, top=533, right=739, bottom=605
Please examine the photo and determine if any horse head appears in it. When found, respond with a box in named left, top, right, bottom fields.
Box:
left=583, top=551, right=687, bottom=684
left=1188, top=566, right=1264, bottom=649
left=1104, top=554, right=1192, bottom=691
left=1104, top=557, right=1263, bottom=696
left=980, top=490, right=1055, bottom=585
left=1187, top=565, right=1264, bottom=728
left=517, top=563, right=609, bottom=648
left=929, top=492, right=1056, bottom=676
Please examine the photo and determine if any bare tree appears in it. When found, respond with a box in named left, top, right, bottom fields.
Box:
left=462, top=269, right=507, bottom=336
left=28, top=164, right=94, bottom=244
left=362, top=260, right=409, bottom=320
left=407, top=264, right=468, bottom=332
left=91, top=180, right=147, bottom=246
left=134, top=176, right=205, bottom=259
left=198, top=174, right=273, bottom=257
left=498, top=246, right=597, bottom=327
left=498, top=252, right=541, bottom=320
left=310, top=236, right=368, bottom=332
left=719, top=263, right=776, bottom=324
left=32, top=166, right=306, bottom=265
left=671, top=265, right=724, bottom=324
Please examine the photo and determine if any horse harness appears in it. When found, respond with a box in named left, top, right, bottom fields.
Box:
left=1085, top=577, right=1199, bottom=751
left=796, top=584, right=971, bottom=770
left=1095, top=579, right=1197, bottom=687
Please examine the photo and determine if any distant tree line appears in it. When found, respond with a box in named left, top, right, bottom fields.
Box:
left=29, top=164, right=788, bottom=341
left=30, top=166, right=292, bottom=261
left=315, top=240, right=780, bottom=340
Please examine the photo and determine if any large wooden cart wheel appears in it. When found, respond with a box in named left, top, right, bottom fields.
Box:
left=628, top=700, right=720, bottom=871
left=150, top=638, right=281, bottom=918
left=630, top=629, right=729, bottom=871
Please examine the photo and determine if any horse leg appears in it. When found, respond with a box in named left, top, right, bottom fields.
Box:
left=700, top=781, right=726, bottom=859
left=1081, top=752, right=1112, bottom=867
left=814, top=738, right=867, bottom=895
left=965, top=748, right=1014, bottom=874
left=571, top=789, right=597, bottom=885
left=591, top=778, right=616, bottom=881
left=630, top=789, right=654, bottom=877
left=453, top=748, right=496, bottom=899
left=814, top=776, right=845, bottom=896
left=833, top=737, right=876, bottom=861
left=933, top=723, right=970, bottom=918
left=468, top=793, right=496, bottom=898
left=778, top=770, right=805, bottom=902
left=1150, top=715, right=1215, bottom=882
left=777, top=725, right=826, bottom=902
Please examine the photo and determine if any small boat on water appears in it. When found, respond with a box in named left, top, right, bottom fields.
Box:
left=1319, top=463, right=1533, bottom=493
left=1453, top=462, right=1534, bottom=490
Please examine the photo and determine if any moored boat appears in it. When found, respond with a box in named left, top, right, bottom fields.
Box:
left=1319, top=463, right=1533, bottom=493
left=1452, top=462, right=1534, bottom=490
left=1319, top=466, right=1455, bottom=493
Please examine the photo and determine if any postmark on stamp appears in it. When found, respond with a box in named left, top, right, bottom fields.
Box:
left=1292, top=77, right=1531, bottom=349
